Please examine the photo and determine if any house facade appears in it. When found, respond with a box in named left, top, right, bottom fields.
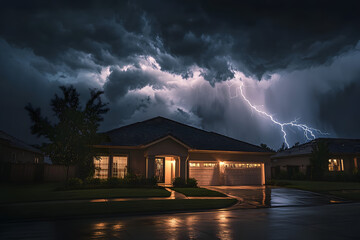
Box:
left=271, top=138, right=360, bottom=178
left=93, top=117, right=273, bottom=186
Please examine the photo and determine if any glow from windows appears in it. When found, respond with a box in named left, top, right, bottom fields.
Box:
left=224, top=163, right=261, bottom=168
left=328, top=159, right=344, bottom=171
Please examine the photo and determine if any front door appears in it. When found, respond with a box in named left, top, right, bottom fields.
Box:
left=155, top=157, right=165, bottom=183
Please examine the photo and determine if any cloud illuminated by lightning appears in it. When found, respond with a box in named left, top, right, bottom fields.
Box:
left=227, top=79, right=327, bottom=148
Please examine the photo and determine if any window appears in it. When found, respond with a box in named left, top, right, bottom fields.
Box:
left=189, top=163, right=200, bottom=167
left=113, top=156, right=127, bottom=178
left=224, top=163, right=261, bottom=168
left=203, top=163, right=216, bottom=167
left=34, top=157, right=39, bottom=164
left=94, top=156, right=109, bottom=179
left=328, top=159, right=344, bottom=172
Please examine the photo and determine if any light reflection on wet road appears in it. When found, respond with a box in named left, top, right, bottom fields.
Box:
left=2, top=203, right=360, bottom=239
left=1, top=187, right=357, bottom=240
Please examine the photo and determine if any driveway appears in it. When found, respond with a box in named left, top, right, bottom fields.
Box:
left=206, top=186, right=346, bottom=208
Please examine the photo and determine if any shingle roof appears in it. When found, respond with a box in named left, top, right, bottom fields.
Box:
left=0, top=130, right=43, bottom=154
left=272, top=138, right=360, bottom=158
left=102, top=116, right=270, bottom=153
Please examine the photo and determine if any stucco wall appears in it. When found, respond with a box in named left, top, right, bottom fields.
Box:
left=144, top=138, right=188, bottom=157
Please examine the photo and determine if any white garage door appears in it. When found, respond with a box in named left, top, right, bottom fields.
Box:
left=224, top=163, right=262, bottom=185
left=189, top=162, right=220, bottom=186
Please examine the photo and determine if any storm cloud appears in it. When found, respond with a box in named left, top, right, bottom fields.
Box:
left=1, top=0, right=360, bottom=148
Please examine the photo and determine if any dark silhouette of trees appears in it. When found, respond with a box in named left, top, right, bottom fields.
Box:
left=310, top=140, right=329, bottom=180
left=25, top=85, right=109, bottom=180
left=277, top=142, right=288, bottom=152
left=260, top=143, right=274, bottom=152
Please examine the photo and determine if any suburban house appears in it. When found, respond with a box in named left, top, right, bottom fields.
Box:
left=0, top=130, right=44, bottom=182
left=0, top=130, right=43, bottom=164
left=271, top=138, right=360, bottom=177
left=93, top=116, right=273, bottom=186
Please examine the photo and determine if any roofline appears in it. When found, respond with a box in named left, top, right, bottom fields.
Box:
left=103, top=116, right=267, bottom=152
left=272, top=152, right=360, bottom=160
left=189, top=149, right=274, bottom=155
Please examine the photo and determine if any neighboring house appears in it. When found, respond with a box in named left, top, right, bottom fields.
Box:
left=94, top=116, right=273, bottom=186
left=0, top=130, right=43, bottom=164
left=271, top=138, right=360, bottom=177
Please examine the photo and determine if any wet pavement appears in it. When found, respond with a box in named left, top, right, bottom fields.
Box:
left=1, top=202, right=360, bottom=239
left=1, top=187, right=356, bottom=239
left=207, top=186, right=347, bottom=208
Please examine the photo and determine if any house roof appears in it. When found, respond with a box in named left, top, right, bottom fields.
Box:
left=0, top=130, right=43, bottom=154
left=101, top=116, right=270, bottom=153
left=272, top=138, right=360, bottom=159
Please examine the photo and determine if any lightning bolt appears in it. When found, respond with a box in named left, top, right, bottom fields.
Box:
left=227, top=79, right=327, bottom=148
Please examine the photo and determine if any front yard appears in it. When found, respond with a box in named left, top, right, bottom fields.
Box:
left=1, top=184, right=236, bottom=220
left=1, top=199, right=237, bottom=221
left=271, top=180, right=360, bottom=200
left=172, top=187, right=227, bottom=197
left=1, top=183, right=170, bottom=204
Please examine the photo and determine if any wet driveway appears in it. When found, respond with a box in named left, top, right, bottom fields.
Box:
left=206, top=186, right=346, bottom=208
left=1, top=203, right=360, bottom=239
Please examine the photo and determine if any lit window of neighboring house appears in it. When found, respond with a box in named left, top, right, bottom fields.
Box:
left=94, top=156, right=109, bottom=179
left=34, top=157, right=39, bottom=164
left=328, top=159, right=344, bottom=171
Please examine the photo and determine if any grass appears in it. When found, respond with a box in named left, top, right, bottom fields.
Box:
left=271, top=180, right=360, bottom=200
left=172, top=187, right=227, bottom=197
left=1, top=183, right=171, bottom=203
left=1, top=199, right=237, bottom=221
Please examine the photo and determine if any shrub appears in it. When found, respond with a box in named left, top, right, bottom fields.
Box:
left=172, top=177, right=186, bottom=187
left=67, top=177, right=83, bottom=187
left=186, top=178, right=198, bottom=188
left=291, top=172, right=306, bottom=180
left=84, top=177, right=102, bottom=185
left=145, top=176, right=158, bottom=186
left=107, top=177, right=123, bottom=186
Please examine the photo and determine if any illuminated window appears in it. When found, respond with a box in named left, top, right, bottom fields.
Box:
left=94, top=156, right=109, bottom=179
left=34, top=157, right=39, bottom=164
left=203, top=163, right=216, bottom=167
left=328, top=159, right=344, bottom=172
left=189, top=163, right=200, bottom=167
left=224, top=163, right=261, bottom=168
left=113, top=156, right=127, bottom=178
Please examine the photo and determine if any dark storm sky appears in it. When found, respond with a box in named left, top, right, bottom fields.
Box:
left=1, top=0, right=360, bottom=149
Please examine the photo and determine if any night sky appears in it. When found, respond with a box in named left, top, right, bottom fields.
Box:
left=1, top=0, right=360, bottom=149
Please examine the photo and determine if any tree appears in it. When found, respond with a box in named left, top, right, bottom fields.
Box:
left=310, top=140, right=329, bottom=180
left=260, top=143, right=274, bottom=152
left=277, top=142, right=288, bottom=152
left=25, top=85, right=109, bottom=180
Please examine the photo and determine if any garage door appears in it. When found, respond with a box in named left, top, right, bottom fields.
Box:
left=224, top=163, right=262, bottom=185
left=189, top=162, right=220, bottom=186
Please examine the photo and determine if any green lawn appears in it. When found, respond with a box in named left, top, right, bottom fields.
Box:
left=172, top=187, right=227, bottom=197
left=1, top=199, right=237, bottom=220
left=1, top=184, right=171, bottom=203
left=271, top=180, right=360, bottom=200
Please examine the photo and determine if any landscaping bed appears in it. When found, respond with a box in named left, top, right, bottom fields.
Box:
left=1, top=199, right=237, bottom=221
left=172, top=187, right=227, bottom=197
